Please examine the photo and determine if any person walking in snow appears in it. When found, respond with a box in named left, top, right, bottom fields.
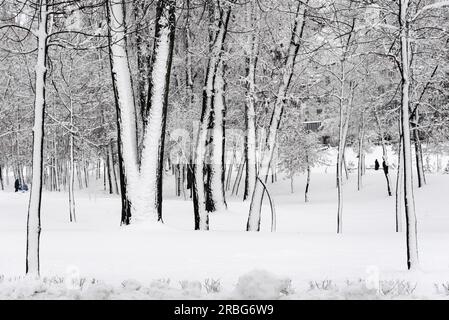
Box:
left=14, top=178, right=21, bottom=192
left=374, top=159, right=380, bottom=171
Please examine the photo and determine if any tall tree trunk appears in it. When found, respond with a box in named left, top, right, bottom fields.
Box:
left=192, top=3, right=231, bottom=230
left=139, top=0, right=176, bottom=222
left=26, top=0, right=48, bottom=276
left=205, top=59, right=227, bottom=212
left=247, top=1, right=307, bottom=231
left=399, top=0, right=419, bottom=270
left=336, top=81, right=354, bottom=234
left=244, top=1, right=259, bottom=201
left=107, top=0, right=140, bottom=224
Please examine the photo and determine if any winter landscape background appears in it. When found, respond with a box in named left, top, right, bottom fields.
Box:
left=1, top=0, right=449, bottom=299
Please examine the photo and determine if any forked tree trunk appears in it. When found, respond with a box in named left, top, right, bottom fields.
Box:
left=139, top=0, right=176, bottom=222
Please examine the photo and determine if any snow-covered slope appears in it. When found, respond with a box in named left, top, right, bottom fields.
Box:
left=1, top=146, right=449, bottom=299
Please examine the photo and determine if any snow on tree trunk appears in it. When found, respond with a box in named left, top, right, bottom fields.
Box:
left=192, top=4, right=230, bottom=230
left=205, top=59, right=227, bottom=212
left=244, top=2, right=258, bottom=201
left=139, top=0, right=176, bottom=222
left=336, top=76, right=354, bottom=234
left=247, top=1, right=307, bottom=231
left=399, top=0, right=419, bottom=270
left=26, top=0, right=48, bottom=276
left=396, top=124, right=404, bottom=233
left=106, top=0, right=140, bottom=223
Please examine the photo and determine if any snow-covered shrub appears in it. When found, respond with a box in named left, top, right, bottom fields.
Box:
left=434, top=282, right=449, bottom=295
left=150, top=278, right=171, bottom=290
left=139, top=278, right=176, bottom=299
left=234, top=269, right=294, bottom=299
left=179, top=280, right=202, bottom=297
left=81, top=281, right=114, bottom=299
left=309, top=279, right=335, bottom=291
left=121, top=279, right=142, bottom=291
left=380, top=280, right=417, bottom=296
left=203, top=278, right=221, bottom=294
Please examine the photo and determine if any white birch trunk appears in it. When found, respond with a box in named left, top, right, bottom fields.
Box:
left=26, top=0, right=48, bottom=276
left=399, top=0, right=419, bottom=270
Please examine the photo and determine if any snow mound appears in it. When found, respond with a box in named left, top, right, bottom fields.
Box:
left=234, top=269, right=293, bottom=299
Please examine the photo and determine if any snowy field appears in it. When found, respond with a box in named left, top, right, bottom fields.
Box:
left=2, top=147, right=449, bottom=299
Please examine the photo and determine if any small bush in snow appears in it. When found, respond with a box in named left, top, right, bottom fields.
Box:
left=434, top=282, right=449, bottom=295
left=235, top=269, right=294, bottom=299
left=203, top=278, right=221, bottom=294
left=150, top=278, right=171, bottom=290
left=179, top=280, right=202, bottom=297
left=309, top=280, right=335, bottom=291
left=121, top=279, right=142, bottom=291
left=380, top=280, right=417, bottom=296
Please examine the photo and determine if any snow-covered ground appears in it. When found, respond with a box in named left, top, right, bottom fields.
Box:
left=2, top=146, right=449, bottom=299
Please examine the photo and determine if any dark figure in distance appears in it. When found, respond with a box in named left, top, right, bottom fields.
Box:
left=14, top=179, right=21, bottom=192
left=22, top=183, right=28, bottom=191
left=382, top=160, right=388, bottom=174
left=374, top=159, right=380, bottom=171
